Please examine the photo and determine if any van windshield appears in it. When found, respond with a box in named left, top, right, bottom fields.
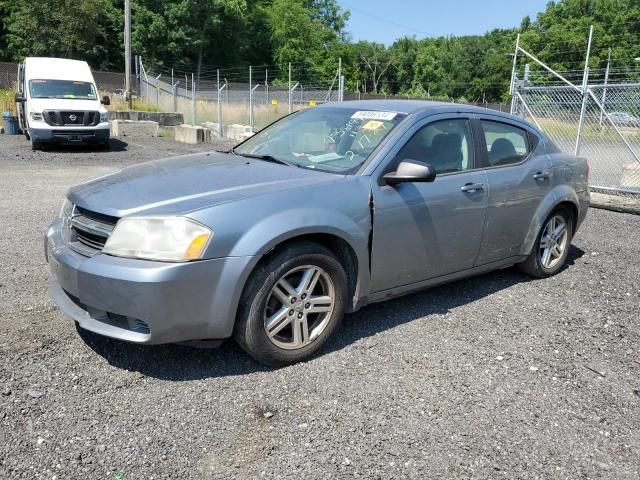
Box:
left=29, top=80, right=97, bottom=100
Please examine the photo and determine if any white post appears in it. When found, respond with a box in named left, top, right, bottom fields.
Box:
left=288, top=63, right=292, bottom=113
left=249, top=65, right=253, bottom=128
left=171, top=68, right=175, bottom=111
left=191, top=73, right=195, bottom=125
left=124, top=0, right=132, bottom=109
left=599, top=47, right=611, bottom=127
left=338, top=57, right=342, bottom=102
left=217, top=69, right=221, bottom=136
left=575, top=25, right=594, bottom=156
left=509, top=33, right=520, bottom=115
left=250, top=82, right=260, bottom=132
left=172, top=81, right=179, bottom=113
left=155, top=74, right=161, bottom=110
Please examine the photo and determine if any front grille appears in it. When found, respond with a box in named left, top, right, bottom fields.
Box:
left=75, top=229, right=107, bottom=250
left=44, top=110, right=100, bottom=127
left=66, top=205, right=118, bottom=256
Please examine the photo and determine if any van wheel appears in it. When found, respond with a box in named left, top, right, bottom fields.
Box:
left=518, top=206, right=573, bottom=278
left=234, top=242, right=347, bottom=367
left=25, top=130, right=30, bottom=141
left=30, top=137, right=41, bottom=151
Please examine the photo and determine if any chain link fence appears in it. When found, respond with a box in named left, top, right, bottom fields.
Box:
left=139, top=60, right=342, bottom=132
left=138, top=58, right=511, bottom=135
left=513, top=83, right=640, bottom=195
left=511, top=29, right=640, bottom=200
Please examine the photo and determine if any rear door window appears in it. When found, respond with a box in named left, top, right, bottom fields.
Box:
left=481, top=120, right=530, bottom=167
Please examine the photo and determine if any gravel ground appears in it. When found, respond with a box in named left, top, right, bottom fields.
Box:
left=0, top=133, right=639, bottom=480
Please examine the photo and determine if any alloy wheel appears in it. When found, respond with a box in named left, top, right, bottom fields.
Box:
left=263, top=265, right=335, bottom=350
left=539, top=214, right=568, bottom=270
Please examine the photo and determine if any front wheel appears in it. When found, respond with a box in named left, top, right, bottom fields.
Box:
left=234, top=242, right=347, bottom=367
left=518, top=206, right=573, bottom=278
left=30, top=135, right=41, bottom=151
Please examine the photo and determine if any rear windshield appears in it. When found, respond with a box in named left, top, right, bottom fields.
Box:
left=29, top=80, right=97, bottom=100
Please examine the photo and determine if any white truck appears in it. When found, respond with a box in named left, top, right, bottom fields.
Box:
left=15, top=57, right=111, bottom=150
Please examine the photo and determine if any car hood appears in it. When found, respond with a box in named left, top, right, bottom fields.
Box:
left=27, top=98, right=102, bottom=113
left=68, top=152, right=342, bottom=218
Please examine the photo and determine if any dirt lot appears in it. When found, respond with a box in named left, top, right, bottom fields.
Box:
left=0, top=133, right=639, bottom=479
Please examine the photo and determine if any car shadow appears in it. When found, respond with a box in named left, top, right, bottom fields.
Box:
left=80, top=245, right=585, bottom=380
left=40, top=138, right=128, bottom=153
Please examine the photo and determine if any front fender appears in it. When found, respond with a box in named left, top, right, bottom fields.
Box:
left=188, top=177, right=372, bottom=314
left=231, top=207, right=371, bottom=307
left=519, top=185, right=580, bottom=257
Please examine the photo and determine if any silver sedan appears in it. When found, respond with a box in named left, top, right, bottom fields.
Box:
left=45, top=101, right=590, bottom=366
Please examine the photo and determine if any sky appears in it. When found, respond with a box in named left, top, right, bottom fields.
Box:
left=339, top=0, right=549, bottom=45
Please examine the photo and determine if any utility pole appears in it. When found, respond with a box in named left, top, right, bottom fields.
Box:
left=124, top=0, right=132, bottom=109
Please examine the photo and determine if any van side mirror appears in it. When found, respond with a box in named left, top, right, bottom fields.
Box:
left=383, top=160, right=437, bottom=186
left=101, top=96, right=110, bottom=106
left=15, top=92, right=25, bottom=103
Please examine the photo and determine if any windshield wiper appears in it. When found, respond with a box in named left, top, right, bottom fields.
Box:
left=232, top=151, right=294, bottom=167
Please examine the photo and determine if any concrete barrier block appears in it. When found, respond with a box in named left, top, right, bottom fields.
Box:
left=201, top=122, right=222, bottom=137
left=110, top=120, right=159, bottom=138
left=108, top=111, right=184, bottom=126
left=237, top=132, right=255, bottom=141
left=224, top=124, right=253, bottom=141
left=175, top=124, right=210, bottom=144
left=621, top=163, right=640, bottom=189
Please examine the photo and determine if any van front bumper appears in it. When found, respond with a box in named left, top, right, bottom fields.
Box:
left=45, top=220, right=256, bottom=344
left=31, top=125, right=110, bottom=144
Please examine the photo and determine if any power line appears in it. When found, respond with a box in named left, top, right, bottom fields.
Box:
left=341, top=2, right=434, bottom=38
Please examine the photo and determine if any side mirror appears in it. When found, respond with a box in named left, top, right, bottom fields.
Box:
left=383, top=159, right=437, bottom=186
left=101, top=96, right=111, bottom=106
left=15, top=92, right=25, bottom=103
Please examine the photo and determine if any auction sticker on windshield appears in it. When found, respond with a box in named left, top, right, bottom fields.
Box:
left=351, top=111, right=398, bottom=121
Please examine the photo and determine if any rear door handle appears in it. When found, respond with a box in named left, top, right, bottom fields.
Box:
left=460, top=183, right=485, bottom=193
left=533, top=171, right=552, bottom=180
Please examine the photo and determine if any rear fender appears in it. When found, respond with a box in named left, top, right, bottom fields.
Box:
left=520, top=185, right=579, bottom=256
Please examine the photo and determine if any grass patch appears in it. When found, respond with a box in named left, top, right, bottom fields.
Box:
left=0, top=84, right=17, bottom=115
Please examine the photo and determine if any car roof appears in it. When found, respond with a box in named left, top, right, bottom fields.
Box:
left=316, top=99, right=540, bottom=132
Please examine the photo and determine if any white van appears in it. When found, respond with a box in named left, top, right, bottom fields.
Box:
left=15, top=57, right=111, bottom=150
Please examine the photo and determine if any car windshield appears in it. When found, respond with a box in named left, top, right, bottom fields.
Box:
left=234, top=107, right=407, bottom=174
left=29, top=80, right=97, bottom=100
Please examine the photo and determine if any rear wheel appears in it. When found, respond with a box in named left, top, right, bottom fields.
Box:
left=234, top=242, right=347, bottom=367
left=518, top=206, right=573, bottom=278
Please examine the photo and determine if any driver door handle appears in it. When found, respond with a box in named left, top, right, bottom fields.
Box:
left=533, top=171, right=552, bottom=180
left=460, top=183, right=485, bottom=193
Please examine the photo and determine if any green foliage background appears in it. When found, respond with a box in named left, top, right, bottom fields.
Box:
left=0, top=0, right=638, bottom=101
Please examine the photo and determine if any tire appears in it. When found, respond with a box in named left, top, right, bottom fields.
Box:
left=234, top=242, right=348, bottom=367
left=518, top=206, right=573, bottom=278
left=25, top=130, right=30, bottom=141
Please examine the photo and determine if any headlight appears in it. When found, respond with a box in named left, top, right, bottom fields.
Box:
left=103, top=217, right=213, bottom=262
left=100, top=112, right=108, bottom=123
left=30, top=112, right=43, bottom=122
left=60, top=198, right=73, bottom=218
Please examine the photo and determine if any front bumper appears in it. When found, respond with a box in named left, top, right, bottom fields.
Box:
left=31, top=124, right=110, bottom=144
left=45, top=220, right=256, bottom=344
